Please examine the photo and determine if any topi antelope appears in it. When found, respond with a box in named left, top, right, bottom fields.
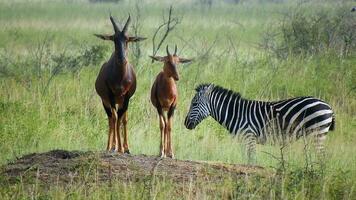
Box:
left=150, top=45, right=192, bottom=158
left=94, top=15, right=146, bottom=153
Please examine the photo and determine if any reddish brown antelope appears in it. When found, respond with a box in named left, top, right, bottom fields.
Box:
left=95, top=15, right=146, bottom=153
left=150, top=45, right=192, bottom=158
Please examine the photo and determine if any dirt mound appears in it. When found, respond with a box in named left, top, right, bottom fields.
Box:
left=1, top=150, right=265, bottom=189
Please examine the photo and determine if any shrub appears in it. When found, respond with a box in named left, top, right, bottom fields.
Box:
left=261, top=6, right=356, bottom=58
left=0, top=43, right=108, bottom=94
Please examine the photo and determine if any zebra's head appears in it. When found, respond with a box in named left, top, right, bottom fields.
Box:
left=184, top=84, right=214, bottom=130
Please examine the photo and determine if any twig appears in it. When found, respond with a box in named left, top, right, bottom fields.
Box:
left=176, top=35, right=199, bottom=54
left=131, top=0, right=143, bottom=68
left=261, top=151, right=281, bottom=162
left=151, top=5, right=181, bottom=62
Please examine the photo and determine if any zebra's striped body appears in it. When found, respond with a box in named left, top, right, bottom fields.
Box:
left=184, top=84, right=335, bottom=163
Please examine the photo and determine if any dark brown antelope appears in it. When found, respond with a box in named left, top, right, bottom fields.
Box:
left=150, top=45, right=192, bottom=158
left=95, top=15, right=146, bottom=153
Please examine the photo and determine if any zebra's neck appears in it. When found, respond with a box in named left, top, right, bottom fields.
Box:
left=208, top=87, right=273, bottom=136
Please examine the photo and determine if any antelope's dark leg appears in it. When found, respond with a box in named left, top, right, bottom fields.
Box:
left=163, top=114, right=168, bottom=157
left=156, top=107, right=165, bottom=157
left=107, top=88, right=119, bottom=152
left=112, top=108, right=123, bottom=153
left=160, top=114, right=166, bottom=158
left=122, top=111, right=130, bottom=154
left=117, top=98, right=129, bottom=154
left=167, top=104, right=176, bottom=158
left=107, top=117, right=113, bottom=152
left=102, top=103, right=114, bottom=151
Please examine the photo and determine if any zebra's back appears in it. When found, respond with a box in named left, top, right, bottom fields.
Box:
left=270, top=96, right=334, bottom=139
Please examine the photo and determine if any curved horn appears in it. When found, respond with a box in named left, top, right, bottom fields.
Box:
left=110, top=15, right=120, bottom=33
left=174, top=45, right=177, bottom=55
left=122, top=15, right=131, bottom=34
left=166, top=45, right=171, bottom=56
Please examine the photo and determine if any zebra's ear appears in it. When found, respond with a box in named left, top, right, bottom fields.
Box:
left=204, top=84, right=214, bottom=97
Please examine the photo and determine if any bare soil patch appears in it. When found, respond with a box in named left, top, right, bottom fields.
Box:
left=1, top=150, right=266, bottom=191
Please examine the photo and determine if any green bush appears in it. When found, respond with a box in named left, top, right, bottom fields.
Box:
left=261, top=6, right=356, bottom=58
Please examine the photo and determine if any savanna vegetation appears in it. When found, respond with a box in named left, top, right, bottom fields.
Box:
left=0, top=0, right=355, bottom=199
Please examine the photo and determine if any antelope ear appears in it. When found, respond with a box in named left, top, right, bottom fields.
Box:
left=94, top=34, right=114, bottom=41
left=128, top=36, right=147, bottom=42
left=149, top=55, right=165, bottom=62
left=179, top=57, right=193, bottom=63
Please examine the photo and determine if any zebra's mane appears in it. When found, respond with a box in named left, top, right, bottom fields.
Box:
left=213, top=85, right=242, bottom=99
left=195, top=83, right=212, bottom=92
left=195, top=83, right=242, bottom=99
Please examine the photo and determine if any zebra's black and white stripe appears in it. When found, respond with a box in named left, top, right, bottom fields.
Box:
left=184, top=84, right=335, bottom=163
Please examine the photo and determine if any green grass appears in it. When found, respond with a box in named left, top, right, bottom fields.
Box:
left=0, top=0, right=355, bottom=199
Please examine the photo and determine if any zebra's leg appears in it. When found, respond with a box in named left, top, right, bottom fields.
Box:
left=245, top=133, right=257, bottom=164
left=314, top=128, right=328, bottom=160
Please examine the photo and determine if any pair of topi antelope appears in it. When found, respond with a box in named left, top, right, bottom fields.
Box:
left=95, top=15, right=335, bottom=163
left=95, top=15, right=191, bottom=158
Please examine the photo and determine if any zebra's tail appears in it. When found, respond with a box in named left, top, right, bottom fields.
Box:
left=329, top=115, right=335, bottom=131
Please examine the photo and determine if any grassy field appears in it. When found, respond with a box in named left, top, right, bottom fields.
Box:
left=0, top=0, right=355, bottom=199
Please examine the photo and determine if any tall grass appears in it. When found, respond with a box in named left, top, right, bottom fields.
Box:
left=0, top=0, right=355, bottom=199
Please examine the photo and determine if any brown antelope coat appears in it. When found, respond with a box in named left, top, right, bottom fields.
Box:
left=150, top=46, right=191, bottom=158
left=95, top=15, right=146, bottom=153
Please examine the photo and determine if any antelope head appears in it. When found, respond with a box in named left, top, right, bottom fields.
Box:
left=94, top=15, right=146, bottom=63
left=150, top=45, right=192, bottom=81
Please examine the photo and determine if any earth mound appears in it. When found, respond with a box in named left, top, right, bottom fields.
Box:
left=1, top=150, right=266, bottom=192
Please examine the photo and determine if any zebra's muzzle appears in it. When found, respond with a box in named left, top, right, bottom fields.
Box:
left=184, top=117, right=195, bottom=130
left=186, top=123, right=195, bottom=130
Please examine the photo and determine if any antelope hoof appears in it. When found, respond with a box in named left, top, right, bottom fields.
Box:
left=167, top=153, right=175, bottom=159
left=124, top=149, right=130, bottom=154
left=108, top=148, right=116, bottom=153
left=115, top=147, right=124, bottom=154
left=159, top=152, right=166, bottom=158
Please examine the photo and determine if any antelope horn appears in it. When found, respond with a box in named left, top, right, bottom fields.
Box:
left=122, top=14, right=131, bottom=34
left=166, top=45, right=171, bottom=56
left=174, top=44, right=177, bottom=55
left=110, top=15, right=120, bottom=33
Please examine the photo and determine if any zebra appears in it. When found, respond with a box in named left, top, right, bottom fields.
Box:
left=184, top=84, right=335, bottom=163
